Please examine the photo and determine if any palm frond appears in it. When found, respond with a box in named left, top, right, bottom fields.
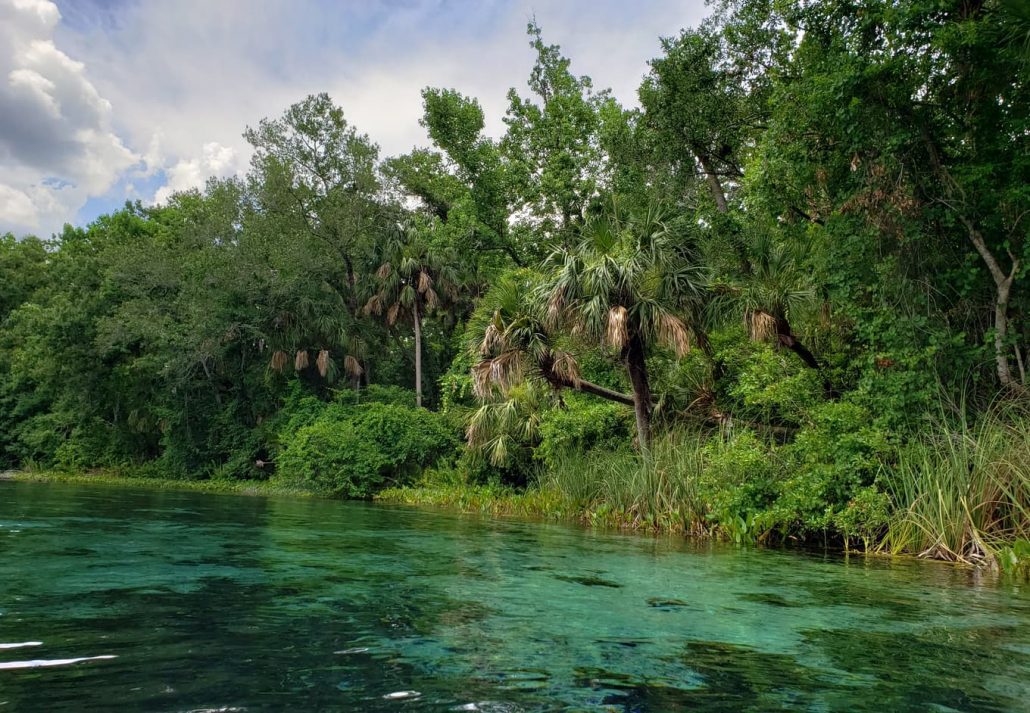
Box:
left=606, top=305, right=629, bottom=349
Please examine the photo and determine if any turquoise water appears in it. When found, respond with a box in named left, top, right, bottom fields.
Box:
left=0, top=481, right=1028, bottom=711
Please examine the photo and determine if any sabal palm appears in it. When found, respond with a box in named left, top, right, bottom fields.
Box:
left=469, top=269, right=632, bottom=406
left=365, top=222, right=461, bottom=406
left=711, top=230, right=820, bottom=369
left=468, top=269, right=637, bottom=465
left=544, top=196, right=706, bottom=448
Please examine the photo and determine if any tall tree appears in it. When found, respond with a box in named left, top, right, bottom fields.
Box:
left=502, top=23, right=620, bottom=248
left=365, top=220, right=462, bottom=407
left=748, top=0, right=1028, bottom=390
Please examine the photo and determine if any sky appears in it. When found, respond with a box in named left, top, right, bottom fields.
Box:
left=0, top=0, right=711, bottom=238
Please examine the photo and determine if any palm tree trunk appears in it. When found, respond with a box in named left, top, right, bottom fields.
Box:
left=540, top=356, right=637, bottom=406
left=413, top=301, right=423, bottom=407
left=625, top=332, right=652, bottom=451
left=572, top=379, right=637, bottom=407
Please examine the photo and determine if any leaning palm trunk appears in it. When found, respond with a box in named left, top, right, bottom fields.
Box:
left=625, top=332, right=652, bottom=450
left=413, top=300, right=423, bottom=408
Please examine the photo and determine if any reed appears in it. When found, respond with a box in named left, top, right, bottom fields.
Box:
left=540, top=429, right=712, bottom=532
left=878, top=401, right=1030, bottom=568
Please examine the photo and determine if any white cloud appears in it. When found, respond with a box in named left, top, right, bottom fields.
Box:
left=0, top=183, right=38, bottom=227
left=0, top=0, right=138, bottom=235
left=1, top=0, right=710, bottom=233
left=153, top=141, right=240, bottom=204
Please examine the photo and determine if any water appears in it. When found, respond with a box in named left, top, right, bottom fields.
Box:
left=0, top=481, right=1028, bottom=712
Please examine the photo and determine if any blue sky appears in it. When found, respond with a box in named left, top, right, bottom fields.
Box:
left=1, top=0, right=710, bottom=237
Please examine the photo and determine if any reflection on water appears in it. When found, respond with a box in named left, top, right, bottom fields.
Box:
left=0, top=481, right=1028, bottom=711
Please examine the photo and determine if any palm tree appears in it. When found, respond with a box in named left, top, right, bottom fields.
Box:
left=365, top=220, right=461, bottom=407
left=471, top=198, right=706, bottom=450
left=542, top=196, right=706, bottom=448
left=709, top=230, right=832, bottom=393
left=468, top=269, right=636, bottom=408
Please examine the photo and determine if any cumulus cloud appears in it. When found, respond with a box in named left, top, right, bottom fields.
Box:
left=1, top=0, right=709, bottom=234
left=0, top=0, right=136, bottom=235
left=153, top=141, right=239, bottom=204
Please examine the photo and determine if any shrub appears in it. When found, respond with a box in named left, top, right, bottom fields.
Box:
left=776, top=401, right=892, bottom=533
left=535, top=396, right=634, bottom=470
left=277, top=403, right=459, bottom=498
left=336, top=384, right=418, bottom=408
left=698, top=429, right=783, bottom=539
left=710, top=330, right=825, bottom=426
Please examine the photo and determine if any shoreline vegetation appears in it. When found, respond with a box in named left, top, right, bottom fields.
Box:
left=1, top=3, right=1027, bottom=577
left=7, top=406, right=1028, bottom=576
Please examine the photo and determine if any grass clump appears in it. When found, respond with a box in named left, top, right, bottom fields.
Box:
left=878, top=404, right=1030, bottom=570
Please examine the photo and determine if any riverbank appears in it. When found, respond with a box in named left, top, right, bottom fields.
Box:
left=1, top=470, right=317, bottom=498
left=376, top=481, right=697, bottom=532
left=7, top=467, right=1028, bottom=576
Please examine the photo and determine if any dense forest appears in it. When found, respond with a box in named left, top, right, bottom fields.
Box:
left=1, top=0, right=1027, bottom=570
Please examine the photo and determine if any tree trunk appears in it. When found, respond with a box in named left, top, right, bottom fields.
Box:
left=568, top=378, right=637, bottom=407
left=413, top=301, right=423, bottom=407
left=922, top=136, right=1023, bottom=390
left=697, top=154, right=729, bottom=214
left=625, top=332, right=652, bottom=451
left=965, top=223, right=1020, bottom=389
left=539, top=355, right=637, bottom=406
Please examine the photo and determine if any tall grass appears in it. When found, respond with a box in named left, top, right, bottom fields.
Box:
left=879, top=402, right=1030, bottom=568
left=541, top=430, right=714, bottom=532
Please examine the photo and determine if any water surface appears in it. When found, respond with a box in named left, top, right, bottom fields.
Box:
left=1, top=481, right=1028, bottom=711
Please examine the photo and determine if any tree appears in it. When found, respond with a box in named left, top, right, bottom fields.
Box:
left=748, top=0, right=1028, bottom=391
left=543, top=197, right=705, bottom=448
left=502, top=23, right=619, bottom=248
left=245, top=93, right=384, bottom=320
left=472, top=198, right=706, bottom=450
left=416, top=89, right=518, bottom=264
left=365, top=220, right=462, bottom=407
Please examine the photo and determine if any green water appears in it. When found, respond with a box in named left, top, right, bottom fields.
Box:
left=0, top=482, right=1028, bottom=712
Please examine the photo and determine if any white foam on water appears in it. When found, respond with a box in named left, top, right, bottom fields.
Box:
left=0, top=643, right=42, bottom=650
left=0, top=655, right=116, bottom=670
left=383, top=690, right=421, bottom=700
left=333, top=647, right=369, bottom=655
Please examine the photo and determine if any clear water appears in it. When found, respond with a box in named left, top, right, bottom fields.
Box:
left=1, top=482, right=1028, bottom=712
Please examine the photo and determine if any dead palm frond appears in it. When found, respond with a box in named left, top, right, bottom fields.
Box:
left=364, top=294, right=383, bottom=316
left=344, top=354, right=363, bottom=377
left=659, top=313, right=691, bottom=356
left=551, top=349, right=582, bottom=387
left=606, top=305, right=629, bottom=349
left=270, top=350, right=289, bottom=371
left=417, top=270, right=432, bottom=293
left=747, top=309, right=778, bottom=342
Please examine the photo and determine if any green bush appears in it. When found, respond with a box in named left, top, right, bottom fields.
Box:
left=536, top=396, right=634, bottom=470
left=776, top=401, right=892, bottom=533
left=277, top=403, right=459, bottom=498
left=698, top=430, right=783, bottom=539
left=336, top=384, right=419, bottom=408
left=714, top=333, right=825, bottom=426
